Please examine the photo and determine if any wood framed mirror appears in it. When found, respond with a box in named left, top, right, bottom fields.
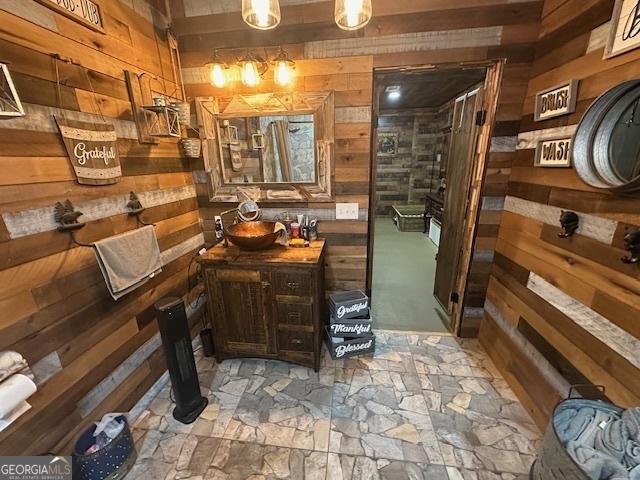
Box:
left=573, top=80, right=640, bottom=193
left=195, top=92, right=334, bottom=203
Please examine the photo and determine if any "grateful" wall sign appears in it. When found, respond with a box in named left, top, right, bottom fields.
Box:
left=534, top=80, right=579, bottom=121
left=535, top=137, right=573, bottom=168
left=55, top=116, right=122, bottom=185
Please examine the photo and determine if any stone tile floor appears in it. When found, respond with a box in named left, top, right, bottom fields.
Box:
left=126, top=331, right=541, bottom=480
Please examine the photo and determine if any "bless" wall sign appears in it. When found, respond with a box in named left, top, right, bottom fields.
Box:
left=534, top=80, right=579, bottom=122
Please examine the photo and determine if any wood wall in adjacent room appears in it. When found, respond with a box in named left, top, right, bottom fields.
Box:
left=0, top=1, right=204, bottom=454
left=479, top=0, right=640, bottom=429
left=172, top=0, right=543, bottom=335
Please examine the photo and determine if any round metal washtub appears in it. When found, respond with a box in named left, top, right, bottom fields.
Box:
left=530, top=398, right=623, bottom=480
left=573, top=80, right=640, bottom=192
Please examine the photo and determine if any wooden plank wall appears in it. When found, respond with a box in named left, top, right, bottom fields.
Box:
left=173, top=0, right=543, bottom=334
left=0, top=1, right=206, bottom=454
left=479, top=0, right=640, bottom=429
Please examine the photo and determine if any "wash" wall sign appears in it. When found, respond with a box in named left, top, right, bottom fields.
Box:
left=35, top=0, right=104, bottom=33
left=55, top=116, right=122, bottom=185
left=534, top=80, right=579, bottom=121
left=535, top=137, right=573, bottom=168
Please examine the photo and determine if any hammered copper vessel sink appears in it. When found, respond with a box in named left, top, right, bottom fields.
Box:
left=225, top=221, right=281, bottom=251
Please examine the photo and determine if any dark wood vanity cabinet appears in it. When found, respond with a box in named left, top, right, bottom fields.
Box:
left=199, top=241, right=326, bottom=371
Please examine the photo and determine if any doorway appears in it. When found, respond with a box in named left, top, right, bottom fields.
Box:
left=367, top=62, right=503, bottom=334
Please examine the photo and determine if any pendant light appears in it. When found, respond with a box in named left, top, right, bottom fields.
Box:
left=239, top=52, right=262, bottom=87
left=242, top=0, right=281, bottom=30
left=273, top=48, right=295, bottom=86
left=206, top=50, right=227, bottom=88
left=335, top=0, right=372, bottom=30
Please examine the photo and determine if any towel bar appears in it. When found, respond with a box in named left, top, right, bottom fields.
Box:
left=54, top=192, right=155, bottom=248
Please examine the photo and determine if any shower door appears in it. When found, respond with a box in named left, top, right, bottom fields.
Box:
left=434, top=87, right=483, bottom=313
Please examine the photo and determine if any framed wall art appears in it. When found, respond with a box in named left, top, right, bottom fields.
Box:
left=534, top=80, right=579, bottom=121
left=35, top=0, right=105, bottom=33
left=377, top=132, right=399, bottom=157
left=604, top=0, right=640, bottom=58
left=534, top=137, right=573, bottom=168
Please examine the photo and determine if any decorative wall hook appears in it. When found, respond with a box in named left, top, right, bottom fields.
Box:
left=54, top=200, right=85, bottom=232
left=621, top=229, right=640, bottom=265
left=127, top=192, right=154, bottom=226
left=54, top=200, right=92, bottom=247
left=558, top=211, right=580, bottom=238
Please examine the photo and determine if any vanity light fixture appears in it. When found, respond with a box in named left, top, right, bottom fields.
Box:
left=273, top=48, right=295, bottom=86
left=206, top=50, right=227, bottom=88
left=335, top=0, right=372, bottom=31
left=242, top=0, right=281, bottom=30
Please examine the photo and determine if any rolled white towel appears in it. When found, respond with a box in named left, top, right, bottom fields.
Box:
left=0, top=374, right=37, bottom=419
left=0, top=351, right=31, bottom=383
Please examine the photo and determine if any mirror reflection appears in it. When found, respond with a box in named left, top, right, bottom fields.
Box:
left=609, top=99, right=640, bottom=182
left=219, top=114, right=316, bottom=184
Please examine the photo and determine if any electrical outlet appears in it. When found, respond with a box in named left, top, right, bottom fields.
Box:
left=336, top=203, right=359, bottom=220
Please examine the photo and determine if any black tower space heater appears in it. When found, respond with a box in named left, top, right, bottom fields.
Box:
left=154, top=297, right=208, bottom=424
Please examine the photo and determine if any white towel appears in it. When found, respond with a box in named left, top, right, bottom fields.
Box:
left=0, top=374, right=36, bottom=419
left=94, top=225, right=162, bottom=300
left=0, top=351, right=33, bottom=383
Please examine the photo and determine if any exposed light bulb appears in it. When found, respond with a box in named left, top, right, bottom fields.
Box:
left=345, top=0, right=362, bottom=28
left=335, top=0, right=372, bottom=30
left=253, top=0, right=269, bottom=27
left=242, top=0, right=281, bottom=30
left=209, top=63, right=226, bottom=88
left=274, top=60, right=292, bottom=86
left=273, top=48, right=295, bottom=86
left=242, top=60, right=260, bottom=87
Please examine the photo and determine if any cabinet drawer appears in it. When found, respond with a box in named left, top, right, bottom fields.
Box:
left=277, top=299, right=313, bottom=327
left=277, top=329, right=314, bottom=352
left=274, top=270, right=312, bottom=296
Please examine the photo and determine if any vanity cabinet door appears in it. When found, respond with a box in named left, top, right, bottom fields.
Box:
left=207, top=268, right=274, bottom=356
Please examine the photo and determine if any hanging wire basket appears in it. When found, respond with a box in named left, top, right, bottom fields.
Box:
left=181, top=138, right=201, bottom=158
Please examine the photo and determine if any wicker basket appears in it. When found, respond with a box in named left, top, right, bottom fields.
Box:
left=530, top=398, right=623, bottom=479
left=171, top=101, right=190, bottom=125
left=181, top=138, right=201, bottom=158
left=392, top=205, right=425, bottom=232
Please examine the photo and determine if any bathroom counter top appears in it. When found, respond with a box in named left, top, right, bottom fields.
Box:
left=198, top=239, right=326, bottom=266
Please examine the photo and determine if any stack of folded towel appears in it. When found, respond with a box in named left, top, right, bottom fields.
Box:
left=0, top=351, right=37, bottom=432
left=555, top=402, right=640, bottom=479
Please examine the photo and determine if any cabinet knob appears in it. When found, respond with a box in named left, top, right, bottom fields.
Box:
left=261, top=281, right=271, bottom=288
left=287, top=281, right=299, bottom=290
left=291, top=338, right=303, bottom=345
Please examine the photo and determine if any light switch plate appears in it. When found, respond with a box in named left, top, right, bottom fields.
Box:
left=336, top=203, right=359, bottom=220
